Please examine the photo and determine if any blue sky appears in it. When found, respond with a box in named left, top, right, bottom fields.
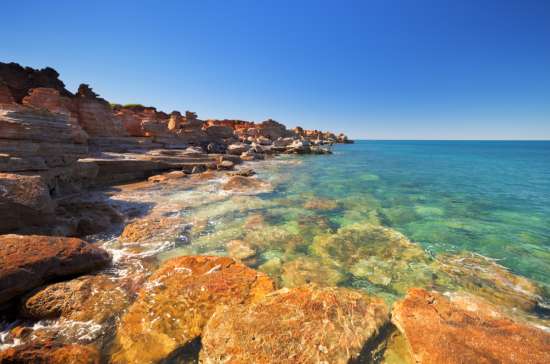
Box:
left=2, top=0, right=549, bottom=139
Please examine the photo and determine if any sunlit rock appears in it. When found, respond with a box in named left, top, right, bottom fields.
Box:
left=392, top=288, right=550, bottom=364
left=0, top=342, right=100, bottom=364
left=201, top=285, right=389, bottom=364
left=110, top=256, right=275, bottom=364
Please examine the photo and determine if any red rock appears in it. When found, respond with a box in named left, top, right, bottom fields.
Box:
left=0, top=234, right=111, bottom=304
left=392, top=288, right=550, bottom=364
left=75, top=84, right=127, bottom=137
left=0, top=82, right=15, bottom=104
left=221, top=175, right=272, bottom=193
left=0, top=342, right=100, bottom=364
left=200, top=285, right=389, bottom=364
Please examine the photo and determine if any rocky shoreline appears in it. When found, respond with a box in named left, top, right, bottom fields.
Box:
left=1, top=63, right=549, bottom=363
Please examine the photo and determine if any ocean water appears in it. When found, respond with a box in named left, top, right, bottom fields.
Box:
left=265, top=140, right=550, bottom=286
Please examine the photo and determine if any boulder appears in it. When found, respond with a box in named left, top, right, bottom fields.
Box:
left=0, top=235, right=111, bottom=304
left=200, top=285, right=390, bottom=364
left=206, top=142, right=227, bottom=154
left=217, top=160, right=234, bottom=170
left=227, top=142, right=250, bottom=155
left=110, top=256, right=275, bottom=364
left=205, top=125, right=235, bottom=139
left=0, top=342, right=100, bottom=364
left=281, top=256, right=346, bottom=288
left=226, top=239, right=257, bottom=263
left=392, top=288, right=550, bottom=364
left=119, top=215, right=189, bottom=244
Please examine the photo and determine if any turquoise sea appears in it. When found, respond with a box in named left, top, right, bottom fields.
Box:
left=111, top=140, right=550, bottom=316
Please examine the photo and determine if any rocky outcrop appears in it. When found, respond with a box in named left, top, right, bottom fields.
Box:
left=0, top=342, right=100, bottom=364
left=110, top=256, right=275, bottom=364
left=200, top=285, right=389, bottom=364
left=392, top=288, right=550, bottom=364
left=0, top=235, right=110, bottom=305
left=0, top=62, right=72, bottom=103
left=74, top=84, right=127, bottom=137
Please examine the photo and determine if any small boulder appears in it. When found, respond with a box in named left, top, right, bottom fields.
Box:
left=217, top=160, right=235, bottom=170
left=227, top=142, right=250, bottom=155
left=228, top=168, right=256, bottom=177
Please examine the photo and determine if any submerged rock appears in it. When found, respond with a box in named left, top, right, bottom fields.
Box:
left=200, top=285, right=389, bottom=364
left=281, top=256, right=346, bottom=288
left=311, top=224, right=433, bottom=295
left=0, top=235, right=110, bottom=305
left=221, top=175, right=272, bottom=193
left=119, top=215, right=189, bottom=244
left=0, top=342, right=100, bottom=364
left=110, top=256, right=275, bottom=364
left=434, top=252, right=543, bottom=312
left=303, top=197, right=339, bottom=211
left=392, top=288, right=550, bottom=364
left=228, top=167, right=256, bottom=177
left=226, top=239, right=257, bottom=263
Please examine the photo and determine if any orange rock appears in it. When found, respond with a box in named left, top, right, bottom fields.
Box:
left=392, top=288, right=550, bottom=364
left=200, top=285, right=389, bottom=364
left=0, top=342, right=100, bottom=364
left=110, top=256, right=275, bottom=364
left=221, top=175, right=272, bottom=193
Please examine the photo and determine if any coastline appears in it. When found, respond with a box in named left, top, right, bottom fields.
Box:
left=1, top=63, right=550, bottom=363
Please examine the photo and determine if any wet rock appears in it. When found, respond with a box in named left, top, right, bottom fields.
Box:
left=110, top=256, right=275, bottom=364
left=281, top=256, right=346, bottom=288
left=221, top=175, right=272, bottom=193
left=434, top=252, right=543, bottom=311
left=200, top=285, right=389, bottom=364
left=21, top=274, right=134, bottom=323
left=392, top=288, right=550, bottom=364
left=227, top=142, right=250, bottom=155
left=0, top=342, right=100, bottom=364
left=0, top=235, right=111, bottom=305
left=226, top=239, right=257, bottom=263
left=120, top=215, right=189, bottom=244
left=240, top=150, right=264, bottom=161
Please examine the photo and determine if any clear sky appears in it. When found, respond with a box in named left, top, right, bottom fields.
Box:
left=2, top=0, right=549, bottom=139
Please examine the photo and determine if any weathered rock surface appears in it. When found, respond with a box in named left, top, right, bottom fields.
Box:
left=110, top=256, right=275, bottom=364
left=0, top=235, right=110, bottom=304
left=0, top=342, right=100, bottom=364
left=201, top=285, right=390, bottom=364
left=392, top=288, right=550, bottom=364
